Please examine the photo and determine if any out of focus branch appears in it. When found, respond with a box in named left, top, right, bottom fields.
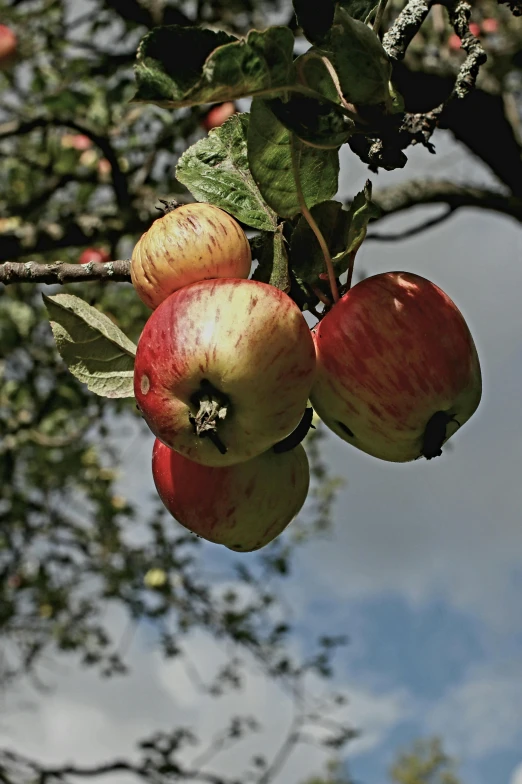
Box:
left=370, top=179, right=522, bottom=222
left=0, top=260, right=131, bottom=286
left=0, top=117, right=130, bottom=209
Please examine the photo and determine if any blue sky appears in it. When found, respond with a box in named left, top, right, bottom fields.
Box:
left=3, top=126, right=522, bottom=783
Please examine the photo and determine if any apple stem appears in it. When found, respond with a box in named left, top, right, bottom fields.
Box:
left=290, top=136, right=340, bottom=304
left=189, top=380, right=229, bottom=454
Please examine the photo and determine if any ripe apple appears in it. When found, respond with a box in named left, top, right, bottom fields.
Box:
left=131, top=202, right=251, bottom=310
left=448, top=33, right=462, bottom=51
left=469, top=22, right=481, bottom=37
left=61, top=133, right=92, bottom=151
left=201, top=102, right=236, bottom=131
left=310, top=271, right=482, bottom=462
left=152, top=438, right=309, bottom=551
left=0, top=25, right=17, bottom=70
left=481, top=17, right=499, bottom=33
left=79, top=247, right=111, bottom=265
left=134, top=278, right=316, bottom=467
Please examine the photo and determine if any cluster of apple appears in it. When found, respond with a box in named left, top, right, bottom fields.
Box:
left=130, top=202, right=481, bottom=552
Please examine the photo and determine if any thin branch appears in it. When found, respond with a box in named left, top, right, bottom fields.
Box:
left=0, top=260, right=131, bottom=286
left=366, top=206, right=455, bottom=240
left=382, top=0, right=433, bottom=61
left=370, top=179, right=522, bottom=223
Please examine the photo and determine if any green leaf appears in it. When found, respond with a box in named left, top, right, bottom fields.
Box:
left=339, top=0, right=380, bottom=22
left=134, top=25, right=295, bottom=107
left=266, top=95, right=353, bottom=148
left=251, top=225, right=291, bottom=292
left=315, top=6, right=392, bottom=106
left=176, top=114, right=278, bottom=231
left=341, top=180, right=381, bottom=258
left=293, top=0, right=336, bottom=43
left=290, top=200, right=349, bottom=284
left=289, top=183, right=380, bottom=284
left=247, top=99, right=339, bottom=219
left=43, top=294, right=137, bottom=399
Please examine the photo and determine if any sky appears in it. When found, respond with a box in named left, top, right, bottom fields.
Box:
left=2, top=11, right=522, bottom=784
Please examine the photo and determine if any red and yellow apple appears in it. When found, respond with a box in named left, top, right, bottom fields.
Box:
left=134, top=278, right=316, bottom=467
left=79, top=247, right=111, bottom=265
left=131, top=202, right=251, bottom=310
left=310, top=271, right=481, bottom=462
left=0, top=25, right=17, bottom=70
left=201, top=102, right=236, bottom=131
left=152, top=438, right=309, bottom=551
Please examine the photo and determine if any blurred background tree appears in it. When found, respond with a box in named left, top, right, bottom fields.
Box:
left=1, top=0, right=521, bottom=781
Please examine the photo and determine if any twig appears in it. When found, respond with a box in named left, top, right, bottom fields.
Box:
left=0, top=260, right=131, bottom=286
left=366, top=206, right=455, bottom=240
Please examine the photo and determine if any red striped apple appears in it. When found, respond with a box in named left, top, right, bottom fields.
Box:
left=152, top=438, right=309, bottom=551
left=0, top=25, right=17, bottom=70
left=310, top=271, right=481, bottom=462
left=134, top=278, right=316, bottom=467
left=201, top=102, right=236, bottom=131
left=131, top=202, right=251, bottom=309
left=79, top=247, right=110, bottom=265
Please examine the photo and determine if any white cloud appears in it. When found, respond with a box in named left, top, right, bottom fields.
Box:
left=426, top=662, right=522, bottom=758
left=511, top=762, right=522, bottom=784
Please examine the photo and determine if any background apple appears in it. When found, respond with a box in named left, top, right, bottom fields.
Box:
left=310, top=271, right=482, bottom=462
left=201, top=102, right=236, bottom=131
left=152, top=438, right=310, bottom=551
left=0, top=25, right=17, bottom=69
left=79, top=247, right=111, bottom=265
left=61, top=134, right=92, bottom=151
left=134, top=278, right=317, bottom=467
left=131, top=202, right=252, bottom=309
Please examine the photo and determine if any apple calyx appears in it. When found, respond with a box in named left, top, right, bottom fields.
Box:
left=189, top=379, right=230, bottom=455
left=421, top=410, right=461, bottom=460
left=273, top=407, right=315, bottom=453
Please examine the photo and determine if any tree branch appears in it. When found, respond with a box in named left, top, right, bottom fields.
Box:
left=367, top=206, right=456, bottom=240
left=0, top=260, right=131, bottom=286
left=371, top=179, right=522, bottom=222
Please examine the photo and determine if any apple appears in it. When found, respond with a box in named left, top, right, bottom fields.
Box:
left=201, top=102, right=236, bottom=131
left=131, top=202, right=252, bottom=310
left=481, top=17, right=499, bottom=33
left=79, top=247, right=111, bottom=265
left=152, top=438, right=309, bottom=551
left=469, top=22, right=481, bottom=36
left=448, top=34, right=462, bottom=51
left=310, top=271, right=482, bottom=462
left=134, top=278, right=316, bottom=467
left=61, top=133, right=92, bottom=151
left=0, top=25, right=17, bottom=70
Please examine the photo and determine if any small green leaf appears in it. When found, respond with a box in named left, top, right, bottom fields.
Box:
left=339, top=0, right=380, bottom=22
left=266, top=95, right=353, bottom=148
left=341, top=180, right=381, bottom=257
left=247, top=99, right=339, bottom=218
left=293, top=0, right=336, bottom=43
left=251, top=226, right=291, bottom=292
left=43, top=294, right=137, bottom=399
left=176, top=114, right=278, bottom=231
left=134, top=25, right=295, bottom=107
left=315, top=6, right=392, bottom=106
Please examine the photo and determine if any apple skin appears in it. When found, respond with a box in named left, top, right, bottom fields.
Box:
left=310, top=271, right=482, bottom=462
left=201, top=102, right=236, bottom=131
left=79, top=247, right=111, bottom=265
left=134, top=278, right=316, bottom=467
left=0, top=25, right=17, bottom=69
left=152, top=438, right=309, bottom=551
left=131, top=202, right=251, bottom=310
